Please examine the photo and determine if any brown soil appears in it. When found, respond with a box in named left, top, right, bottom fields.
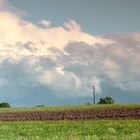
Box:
left=0, top=107, right=140, bottom=121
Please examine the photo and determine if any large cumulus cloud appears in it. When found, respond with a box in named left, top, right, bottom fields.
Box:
left=0, top=3, right=140, bottom=106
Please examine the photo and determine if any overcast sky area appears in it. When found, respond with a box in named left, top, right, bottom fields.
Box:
left=0, top=0, right=140, bottom=107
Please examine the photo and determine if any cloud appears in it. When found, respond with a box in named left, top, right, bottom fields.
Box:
left=0, top=9, right=140, bottom=103
left=64, top=20, right=81, bottom=31
left=0, top=0, right=27, bottom=16
left=37, top=69, right=81, bottom=91
left=40, top=19, right=51, bottom=28
left=0, top=0, right=11, bottom=10
left=0, top=11, right=113, bottom=58
left=0, top=0, right=6, bottom=8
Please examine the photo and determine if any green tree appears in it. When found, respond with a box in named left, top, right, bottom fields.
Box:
left=0, top=102, right=11, bottom=108
left=98, top=96, right=114, bottom=104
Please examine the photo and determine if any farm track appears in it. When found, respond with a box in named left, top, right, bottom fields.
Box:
left=0, top=107, right=140, bottom=121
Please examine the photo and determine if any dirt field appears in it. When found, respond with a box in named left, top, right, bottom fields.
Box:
left=0, top=107, right=140, bottom=121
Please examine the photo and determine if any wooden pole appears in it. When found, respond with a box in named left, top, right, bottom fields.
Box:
left=93, top=85, right=95, bottom=105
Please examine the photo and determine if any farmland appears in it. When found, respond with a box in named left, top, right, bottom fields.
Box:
left=0, top=104, right=139, bottom=121
left=0, top=104, right=139, bottom=139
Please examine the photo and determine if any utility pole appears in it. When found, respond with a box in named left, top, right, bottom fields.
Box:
left=93, top=84, right=95, bottom=105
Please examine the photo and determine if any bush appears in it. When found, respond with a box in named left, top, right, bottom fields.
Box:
left=98, top=96, right=114, bottom=104
left=36, top=104, right=45, bottom=107
left=0, top=102, right=11, bottom=108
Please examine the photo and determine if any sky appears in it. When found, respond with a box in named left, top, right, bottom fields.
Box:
left=0, top=0, right=140, bottom=107
left=9, top=0, right=140, bottom=35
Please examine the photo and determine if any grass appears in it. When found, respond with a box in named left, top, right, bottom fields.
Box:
left=0, top=105, right=139, bottom=139
left=0, top=120, right=139, bottom=140
left=0, top=104, right=140, bottom=113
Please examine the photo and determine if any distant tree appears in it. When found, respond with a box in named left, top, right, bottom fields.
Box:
left=36, top=104, right=45, bottom=107
left=86, top=102, right=91, bottom=105
left=0, top=102, right=11, bottom=108
left=98, top=97, right=114, bottom=104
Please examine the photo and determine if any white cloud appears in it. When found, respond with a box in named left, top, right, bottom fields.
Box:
left=40, top=19, right=51, bottom=28
left=55, top=66, right=64, bottom=75
left=64, top=20, right=81, bottom=31
left=101, top=59, right=122, bottom=80
left=0, top=11, right=113, bottom=60
left=92, top=77, right=102, bottom=93
left=0, top=10, right=140, bottom=98
left=37, top=69, right=81, bottom=90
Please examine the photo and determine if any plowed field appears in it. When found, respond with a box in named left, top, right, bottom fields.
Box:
left=0, top=107, right=140, bottom=121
